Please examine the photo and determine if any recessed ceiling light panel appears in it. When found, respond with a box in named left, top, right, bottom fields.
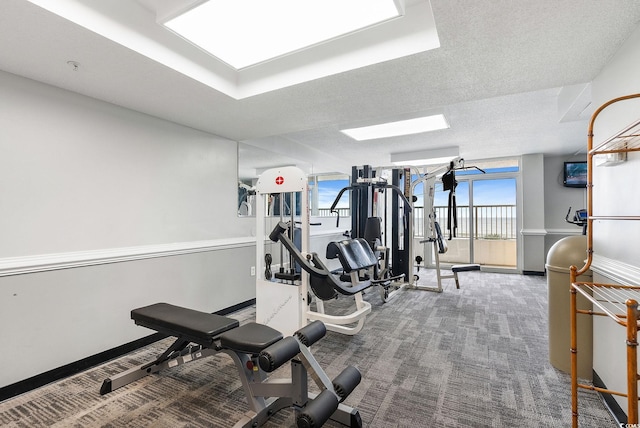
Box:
left=341, top=114, right=450, bottom=141
left=164, top=0, right=403, bottom=70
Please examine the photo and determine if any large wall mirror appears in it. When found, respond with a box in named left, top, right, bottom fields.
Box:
left=237, top=142, right=349, bottom=217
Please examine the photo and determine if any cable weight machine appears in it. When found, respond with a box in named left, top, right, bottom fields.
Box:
left=409, top=159, right=484, bottom=292
left=328, top=165, right=412, bottom=302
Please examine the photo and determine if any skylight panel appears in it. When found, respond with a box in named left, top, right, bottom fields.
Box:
left=163, top=0, right=402, bottom=70
left=341, top=114, right=450, bottom=141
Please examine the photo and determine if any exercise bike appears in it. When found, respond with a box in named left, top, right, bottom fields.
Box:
left=565, top=207, right=587, bottom=235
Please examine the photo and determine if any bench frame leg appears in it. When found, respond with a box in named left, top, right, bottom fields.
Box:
left=100, top=339, right=213, bottom=395
left=453, top=272, right=461, bottom=289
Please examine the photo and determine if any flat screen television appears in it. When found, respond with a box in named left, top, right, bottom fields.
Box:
left=563, top=161, right=587, bottom=188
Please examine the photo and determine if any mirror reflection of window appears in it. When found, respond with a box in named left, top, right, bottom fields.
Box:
left=313, top=175, right=350, bottom=217
left=268, top=192, right=301, bottom=217
left=237, top=170, right=350, bottom=218
left=238, top=181, right=255, bottom=217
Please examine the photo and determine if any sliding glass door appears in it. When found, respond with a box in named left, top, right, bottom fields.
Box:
left=471, top=178, right=517, bottom=268
left=434, top=180, right=471, bottom=264
left=430, top=161, right=518, bottom=270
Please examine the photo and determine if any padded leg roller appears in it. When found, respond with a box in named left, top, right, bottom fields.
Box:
left=332, top=366, right=361, bottom=402
left=258, top=336, right=300, bottom=372
left=295, top=320, right=326, bottom=347
left=297, top=389, right=339, bottom=428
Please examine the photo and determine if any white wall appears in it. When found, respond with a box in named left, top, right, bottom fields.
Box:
left=543, top=154, right=587, bottom=256
left=0, top=70, right=256, bottom=388
left=0, top=71, right=250, bottom=257
left=586, top=23, right=640, bottom=414
left=1, top=247, right=256, bottom=387
left=520, top=153, right=546, bottom=273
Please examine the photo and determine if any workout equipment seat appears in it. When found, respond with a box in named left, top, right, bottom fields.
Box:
left=131, top=302, right=243, bottom=347
left=326, top=236, right=405, bottom=302
left=101, top=303, right=363, bottom=428
left=451, top=264, right=481, bottom=289
left=326, top=239, right=378, bottom=273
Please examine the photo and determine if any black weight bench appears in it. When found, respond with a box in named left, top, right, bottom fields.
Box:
left=451, top=264, right=481, bottom=289
left=101, top=303, right=362, bottom=428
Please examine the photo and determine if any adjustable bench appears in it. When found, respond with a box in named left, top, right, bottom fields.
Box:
left=101, top=303, right=362, bottom=428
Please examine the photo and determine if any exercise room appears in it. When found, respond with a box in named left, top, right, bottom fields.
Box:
left=1, top=1, right=640, bottom=427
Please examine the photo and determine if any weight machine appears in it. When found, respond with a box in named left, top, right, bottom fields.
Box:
left=255, top=166, right=373, bottom=336
left=328, top=165, right=412, bottom=302
left=409, top=159, right=483, bottom=292
left=255, top=167, right=308, bottom=336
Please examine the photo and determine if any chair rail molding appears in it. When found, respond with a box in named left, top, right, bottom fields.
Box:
left=0, top=237, right=255, bottom=277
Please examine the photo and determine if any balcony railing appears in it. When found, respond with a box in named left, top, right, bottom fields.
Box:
left=317, top=208, right=350, bottom=218
left=415, top=205, right=517, bottom=239
left=318, top=205, right=516, bottom=240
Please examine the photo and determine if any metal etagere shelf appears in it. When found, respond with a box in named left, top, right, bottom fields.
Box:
left=572, top=282, right=640, bottom=325
left=569, top=93, right=640, bottom=428
left=591, top=116, right=640, bottom=155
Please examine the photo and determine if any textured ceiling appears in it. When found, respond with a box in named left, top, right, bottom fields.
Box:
left=2, top=0, right=640, bottom=179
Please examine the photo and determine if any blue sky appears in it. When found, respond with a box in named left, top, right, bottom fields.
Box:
left=433, top=179, right=516, bottom=206
left=317, top=180, right=350, bottom=208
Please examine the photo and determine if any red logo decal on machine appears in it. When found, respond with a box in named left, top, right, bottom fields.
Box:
left=275, top=176, right=284, bottom=185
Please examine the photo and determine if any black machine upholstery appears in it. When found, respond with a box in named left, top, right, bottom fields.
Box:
left=434, top=221, right=448, bottom=254
left=452, top=264, right=481, bottom=273
left=363, top=217, right=382, bottom=250
left=325, top=239, right=378, bottom=273
left=219, top=323, right=282, bottom=355
left=132, top=303, right=282, bottom=354
left=132, top=303, right=239, bottom=347
left=326, top=233, right=405, bottom=292
left=308, top=257, right=374, bottom=298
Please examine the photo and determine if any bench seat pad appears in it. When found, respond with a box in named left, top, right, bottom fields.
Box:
left=451, top=264, right=481, bottom=273
left=220, top=323, right=283, bottom=354
left=132, top=303, right=239, bottom=346
left=326, top=238, right=377, bottom=272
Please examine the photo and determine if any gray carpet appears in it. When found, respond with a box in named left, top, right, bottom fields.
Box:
left=0, top=271, right=616, bottom=427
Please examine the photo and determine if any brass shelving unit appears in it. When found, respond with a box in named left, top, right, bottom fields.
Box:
left=570, top=93, right=640, bottom=427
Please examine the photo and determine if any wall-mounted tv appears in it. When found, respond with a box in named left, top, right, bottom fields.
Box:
left=563, top=161, right=587, bottom=188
